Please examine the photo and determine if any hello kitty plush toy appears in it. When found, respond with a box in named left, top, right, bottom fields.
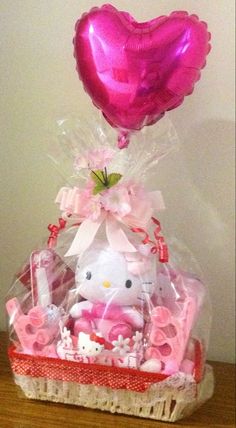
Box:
left=70, top=241, right=156, bottom=350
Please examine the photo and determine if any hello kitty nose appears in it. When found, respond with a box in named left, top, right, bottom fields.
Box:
left=103, top=281, right=111, bottom=288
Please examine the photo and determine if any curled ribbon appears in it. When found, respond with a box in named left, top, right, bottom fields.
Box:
left=131, top=217, right=169, bottom=263
left=47, top=218, right=67, bottom=248
left=152, top=217, right=169, bottom=263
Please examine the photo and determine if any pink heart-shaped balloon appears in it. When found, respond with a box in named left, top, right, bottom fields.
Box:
left=74, top=5, right=211, bottom=144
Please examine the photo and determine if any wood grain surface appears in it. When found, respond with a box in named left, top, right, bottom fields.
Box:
left=0, top=332, right=235, bottom=428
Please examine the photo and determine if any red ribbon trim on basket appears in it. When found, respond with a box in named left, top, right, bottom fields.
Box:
left=131, top=217, right=169, bottom=263
left=8, top=346, right=169, bottom=393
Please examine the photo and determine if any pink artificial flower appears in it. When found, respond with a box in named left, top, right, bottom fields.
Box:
left=83, top=179, right=95, bottom=197
left=74, top=155, right=88, bottom=170
left=88, top=147, right=115, bottom=169
left=82, top=195, right=102, bottom=221
left=73, top=186, right=101, bottom=221
left=101, top=185, right=131, bottom=217
left=74, top=147, right=115, bottom=171
left=126, top=181, right=146, bottom=198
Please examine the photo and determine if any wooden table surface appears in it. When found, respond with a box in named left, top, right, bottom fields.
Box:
left=0, top=332, right=235, bottom=428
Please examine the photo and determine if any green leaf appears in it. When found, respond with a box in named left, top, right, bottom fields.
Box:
left=90, top=170, right=105, bottom=186
left=91, top=170, right=122, bottom=194
left=93, top=182, right=106, bottom=195
left=107, top=173, right=122, bottom=189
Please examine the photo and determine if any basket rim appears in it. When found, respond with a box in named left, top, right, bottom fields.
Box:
left=8, top=345, right=170, bottom=393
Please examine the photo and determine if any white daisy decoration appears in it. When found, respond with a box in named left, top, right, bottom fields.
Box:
left=133, top=331, right=143, bottom=351
left=112, top=335, right=130, bottom=357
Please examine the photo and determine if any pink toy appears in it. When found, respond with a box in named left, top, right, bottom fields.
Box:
left=6, top=297, right=60, bottom=356
left=70, top=242, right=156, bottom=347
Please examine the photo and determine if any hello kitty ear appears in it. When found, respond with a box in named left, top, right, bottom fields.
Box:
left=125, top=248, right=151, bottom=275
left=125, top=244, right=151, bottom=260
left=78, top=331, right=89, bottom=341
left=138, top=244, right=152, bottom=257
left=125, top=253, right=140, bottom=262
left=127, top=260, right=151, bottom=275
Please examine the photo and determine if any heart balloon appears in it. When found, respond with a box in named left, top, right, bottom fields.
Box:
left=74, top=5, right=211, bottom=148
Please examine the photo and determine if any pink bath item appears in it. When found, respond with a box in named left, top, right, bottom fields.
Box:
left=30, top=250, right=55, bottom=306
left=145, top=295, right=198, bottom=374
left=74, top=5, right=211, bottom=146
left=27, top=249, right=74, bottom=307
left=180, top=358, right=195, bottom=375
left=6, top=298, right=60, bottom=356
left=140, top=359, right=162, bottom=373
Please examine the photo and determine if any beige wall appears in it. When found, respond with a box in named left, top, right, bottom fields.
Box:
left=0, top=1, right=235, bottom=362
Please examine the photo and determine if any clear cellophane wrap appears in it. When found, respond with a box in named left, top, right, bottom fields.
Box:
left=6, top=116, right=214, bottom=422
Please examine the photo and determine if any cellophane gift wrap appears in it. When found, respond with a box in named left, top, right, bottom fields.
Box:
left=6, top=116, right=214, bottom=422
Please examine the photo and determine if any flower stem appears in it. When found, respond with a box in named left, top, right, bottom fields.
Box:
left=104, top=167, right=108, bottom=186
left=91, top=170, right=106, bottom=186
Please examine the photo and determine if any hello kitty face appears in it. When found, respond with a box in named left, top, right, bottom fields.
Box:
left=78, top=332, right=104, bottom=357
left=75, top=242, right=156, bottom=306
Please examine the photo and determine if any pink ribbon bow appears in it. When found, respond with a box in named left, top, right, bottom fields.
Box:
left=55, top=184, right=165, bottom=257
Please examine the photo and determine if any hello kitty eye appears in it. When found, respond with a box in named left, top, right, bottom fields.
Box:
left=125, top=279, right=132, bottom=288
left=86, top=271, right=92, bottom=280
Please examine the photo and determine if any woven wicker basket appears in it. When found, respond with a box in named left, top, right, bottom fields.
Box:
left=10, top=345, right=214, bottom=423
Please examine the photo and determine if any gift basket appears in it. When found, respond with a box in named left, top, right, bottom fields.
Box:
left=6, top=4, right=214, bottom=423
